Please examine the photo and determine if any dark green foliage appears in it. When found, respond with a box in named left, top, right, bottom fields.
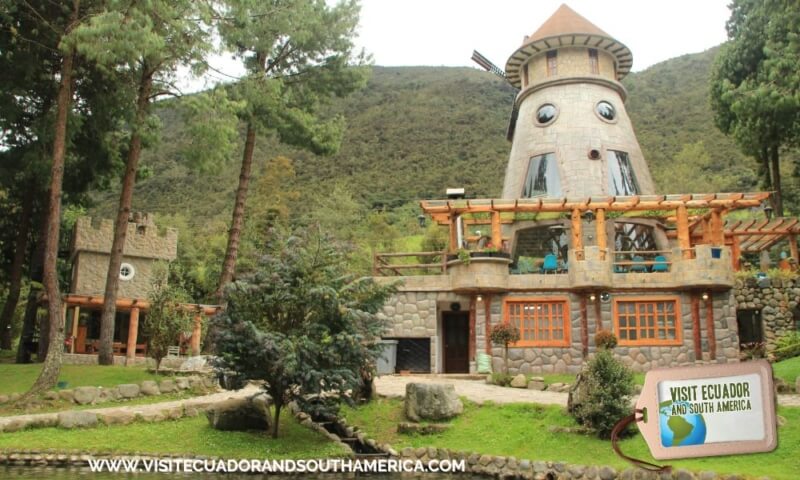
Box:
left=209, top=226, right=395, bottom=437
left=569, top=350, right=635, bottom=439
left=489, top=372, right=512, bottom=386
left=142, top=265, right=193, bottom=373
left=773, top=332, right=800, bottom=361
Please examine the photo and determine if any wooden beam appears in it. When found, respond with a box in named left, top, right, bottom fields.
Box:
left=731, top=235, right=742, bottom=271
left=61, top=294, right=221, bottom=316
left=710, top=209, right=724, bottom=245
left=691, top=296, right=702, bottom=360
left=594, top=297, right=603, bottom=332
left=705, top=296, right=716, bottom=361
left=191, top=315, right=202, bottom=356
left=491, top=211, right=502, bottom=248
left=448, top=214, right=458, bottom=253
left=571, top=209, right=584, bottom=260
left=580, top=296, right=588, bottom=358
left=676, top=205, right=692, bottom=259
left=596, top=208, right=607, bottom=260
left=126, top=307, right=139, bottom=361
left=791, top=234, right=799, bottom=263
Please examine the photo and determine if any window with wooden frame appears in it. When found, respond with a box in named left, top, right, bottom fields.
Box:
left=588, top=48, right=599, bottom=74
left=613, top=298, right=682, bottom=345
left=505, top=298, right=570, bottom=347
left=546, top=50, right=558, bottom=76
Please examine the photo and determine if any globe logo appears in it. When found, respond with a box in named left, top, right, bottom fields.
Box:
left=659, top=400, right=707, bottom=447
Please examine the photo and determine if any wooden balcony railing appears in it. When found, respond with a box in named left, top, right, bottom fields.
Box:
left=373, top=251, right=447, bottom=276
left=612, top=250, right=673, bottom=273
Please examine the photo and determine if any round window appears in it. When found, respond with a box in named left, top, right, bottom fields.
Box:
left=119, top=263, right=135, bottom=281
left=535, top=104, right=557, bottom=125
left=595, top=101, right=616, bottom=122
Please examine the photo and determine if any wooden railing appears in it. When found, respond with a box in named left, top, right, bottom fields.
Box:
left=612, top=250, right=672, bottom=273
left=373, top=251, right=448, bottom=276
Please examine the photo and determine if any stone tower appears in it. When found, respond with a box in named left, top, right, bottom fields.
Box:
left=501, top=4, right=655, bottom=199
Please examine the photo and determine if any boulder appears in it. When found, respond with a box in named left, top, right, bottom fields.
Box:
left=57, top=390, right=74, bottom=402
left=180, top=356, right=207, bottom=371
left=158, top=379, right=177, bottom=394
left=548, top=382, right=568, bottom=393
left=175, top=377, right=191, bottom=390
left=397, top=422, right=451, bottom=435
left=527, top=379, right=546, bottom=390
left=205, top=397, right=271, bottom=431
left=404, top=383, right=463, bottom=422
left=0, top=394, right=8, bottom=404
left=510, top=374, right=528, bottom=388
left=73, top=386, right=99, bottom=405
left=43, top=391, right=59, bottom=401
left=98, top=387, right=120, bottom=401
left=118, top=384, right=140, bottom=399
left=140, top=380, right=160, bottom=396
left=57, top=411, right=98, bottom=429
left=97, top=410, right=136, bottom=426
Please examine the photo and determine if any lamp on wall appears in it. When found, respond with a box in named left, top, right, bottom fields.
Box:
left=701, top=292, right=710, bottom=301
left=476, top=294, right=483, bottom=303
left=589, top=293, right=597, bottom=302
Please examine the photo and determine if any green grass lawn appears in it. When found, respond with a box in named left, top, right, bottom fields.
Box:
left=342, top=398, right=800, bottom=480
left=773, top=356, right=800, bottom=385
left=0, top=413, right=350, bottom=460
left=0, top=364, right=162, bottom=396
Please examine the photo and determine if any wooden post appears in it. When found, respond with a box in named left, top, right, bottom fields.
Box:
left=126, top=307, right=139, bottom=360
left=491, top=211, right=502, bottom=248
left=70, top=306, right=80, bottom=354
left=710, top=209, right=724, bottom=246
left=691, top=296, right=702, bottom=361
left=580, top=296, right=588, bottom=358
left=594, top=297, right=603, bottom=332
left=790, top=234, right=799, bottom=263
left=191, top=314, right=202, bottom=356
left=571, top=209, right=584, bottom=260
left=705, top=295, right=716, bottom=361
left=677, top=205, right=692, bottom=259
left=469, top=296, right=476, bottom=363
left=731, top=236, right=742, bottom=271
left=595, top=208, right=606, bottom=260
left=448, top=214, right=458, bottom=253
left=484, top=294, right=493, bottom=355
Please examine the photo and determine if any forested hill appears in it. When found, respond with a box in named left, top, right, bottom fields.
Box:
left=90, top=47, right=760, bottom=221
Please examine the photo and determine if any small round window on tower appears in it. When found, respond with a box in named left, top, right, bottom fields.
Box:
left=536, top=104, right=557, bottom=125
left=119, top=263, right=135, bottom=281
left=595, top=101, right=616, bottom=122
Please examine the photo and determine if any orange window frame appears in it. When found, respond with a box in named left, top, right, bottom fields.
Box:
left=613, top=297, right=683, bottom=346
left=504, top=297, right=571, bottom=347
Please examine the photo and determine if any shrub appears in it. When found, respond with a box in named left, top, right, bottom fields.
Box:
left=594, top=329, right=618, bottom=350
left=490, top=372, right=512, bottom=386
left=740, top=342, right=767, bottom=360
left=490, top=323, right=520, bottom=375
left=774, top=332, right=800, bottom=361
left=569, top=349, right=635, bottom=438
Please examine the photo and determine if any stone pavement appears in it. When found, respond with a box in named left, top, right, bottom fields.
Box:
left=375, top=375, right=800, bottom=408
left=375, top=375, right=568, bottom=406
left=0, top=384, right=260, bottom=432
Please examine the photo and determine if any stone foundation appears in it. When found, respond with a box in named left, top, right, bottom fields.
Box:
left=734, top=277, right=800, bottom=349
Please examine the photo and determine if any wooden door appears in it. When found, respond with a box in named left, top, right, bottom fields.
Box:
left=443, top=311, right=469, bottom=373
left=76, top=325, right=87, bottom=354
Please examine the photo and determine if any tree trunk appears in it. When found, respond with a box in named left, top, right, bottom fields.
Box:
left=25, top=34, right=78, bottom=395
left=272, top=400, right=282, bottom=438
left=17, top=205, right=48, bottom=364
left=0, top=188, right=34, bottom=350
left=503, top=344, right=509, bottom=375
left=769, top=144, right=783, bottom=217
left=215, top=121, right=257, bottom=300
left=98, top=70, right=153, bottom=365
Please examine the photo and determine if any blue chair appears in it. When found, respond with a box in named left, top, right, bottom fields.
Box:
left=652, top=255, right=669, bottom=272
left=630, top=255, right=648, bottom=273
left=541, top=254, right=558, bottom=274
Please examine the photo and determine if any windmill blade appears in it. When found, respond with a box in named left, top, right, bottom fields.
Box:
left=471, top=50, right=506, bottom=79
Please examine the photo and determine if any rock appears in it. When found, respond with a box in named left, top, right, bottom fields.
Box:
left=43, top=391, right=59, bottom=401
left=548, top=382, right=567, bottom=392
left=205, top=397, right=271, bottom=431
left=699, top=472, right=717, bottom=480
left=73, top=386, right=99, bottom=405
left=180, top=356, right=207, bottom=371
left=140, top=380, right=160, bottom=396
left=510, top=374, right=528, bottom=388
left=98, top=387, right=120, bottom=401
left=158, top=379, right=177, bottom=393
left=9, top=393, right=20, bottom=402
left=175, top=377, right=191, bottom=390
left=118, top=384, right=140, bottom=399
left=58, top=390, right=74, bottom=402
left=397, top=422, right=451, bottom=435
left=404, top=383, right=463, bottom=422
left=673, top=469, right=694, bottom=480
left=0, top=394, right=8, bottom=404
left=97, top=411, right=136, bottom=426
left=57, top=411, right=98, bottom=429
left=599, top=466, right=617, bottom=480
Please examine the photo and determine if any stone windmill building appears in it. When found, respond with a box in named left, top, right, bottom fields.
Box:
left=373, top=5, right=798, bottom=375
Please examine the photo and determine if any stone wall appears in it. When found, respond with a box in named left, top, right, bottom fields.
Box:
left=72, top=251, right=159, bottom=299
left=524, top=47, right=616, bottom=85
left=734, top=278, right=800, bottom=349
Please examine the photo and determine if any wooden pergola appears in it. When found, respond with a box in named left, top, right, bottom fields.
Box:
left=420, top=193, right=776, bottom=263
left=59, top=294, right=221, bottom=360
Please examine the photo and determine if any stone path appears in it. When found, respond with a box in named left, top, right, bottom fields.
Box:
left=375, top=375, right=568, bottom=406
left=0, top=385, right=259, bottom=432
left=376, top=375, right=800, bottom=408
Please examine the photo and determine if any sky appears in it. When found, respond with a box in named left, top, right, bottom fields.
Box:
left=190, top=0, right=733, bottom=91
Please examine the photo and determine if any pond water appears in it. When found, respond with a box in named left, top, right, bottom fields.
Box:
left=2, top=466, right=484, bottom=479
